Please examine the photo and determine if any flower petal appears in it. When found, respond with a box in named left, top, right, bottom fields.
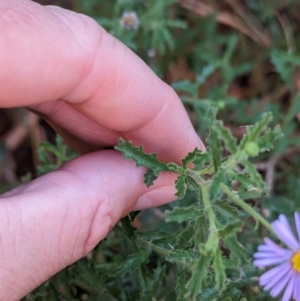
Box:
left=254, top=250, right=291, bottom=260
left=260, top=262, right=291, bottom=287
left=294, top=274, right=300, bottom=301
left=282, top=272, right=296, bottom=301
left=264, top=237, right=291, bottom=256
left=272, top=217, right=299, bottom=252
left=295, top=212, right=300, bottom=243
left=254, top=257, right=289, bottom=267
left=270, top=269, right=293, bottom=297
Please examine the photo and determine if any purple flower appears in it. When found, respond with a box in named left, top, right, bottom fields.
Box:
left=253, top=213, right=300, bottom=301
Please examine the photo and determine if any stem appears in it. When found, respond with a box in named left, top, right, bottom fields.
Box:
left=186, top=169, right=208, bottom=187
left=220, top=183, right=273, bottom=232
left=201, top=186, right=217, bottom=231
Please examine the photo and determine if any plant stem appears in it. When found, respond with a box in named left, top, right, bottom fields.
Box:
left=220, top=183, right=273, bottom=232
left=186, top=169, right=208, bottom=186
left=201, top=185, right=217, bottom=231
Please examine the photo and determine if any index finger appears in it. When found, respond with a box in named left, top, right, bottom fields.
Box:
left=0, top=0, right=204, bottom=162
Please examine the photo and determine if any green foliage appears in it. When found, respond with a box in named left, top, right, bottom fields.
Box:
left=21, top=1, right=300, bottom=300
left=37, top=135, right=77, bottom=175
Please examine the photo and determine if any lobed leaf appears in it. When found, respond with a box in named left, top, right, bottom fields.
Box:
left=186, top=250, right=213, bottom=297
left=242, top=161, right=266, bottom=193
left=167, top=249, right=194, bottom=265
left=197, top=287, right=219, bottom=301
left=239, top=112, right=273, bottom=149
left=165, top=206, right=202, bottom=223
left=175, top=174, right=187, bottom=199
left=209, top=168, right=226, bottom=200
left=214, top=200, right=243, bottom=219
left=176, top=265, right=187, bottom=301
left=176, top=221, right=195, bottom=248
left=225, top=235, right=247, bottom=264
left=212, top=120, right=237, bottom=154
left=115, top=138, right=169, bottom=172
left=117, top=249, right=151, bottom=275
left=218, top=220, right=243, bottom=239
left=207, top=126, right=222, bottom=173
left=256, top=125, right=283, bottom=152
left=213, top=248, right=226, bottom=292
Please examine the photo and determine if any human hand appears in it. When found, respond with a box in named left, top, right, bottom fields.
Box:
left=0, top=1, right=204, bottom=300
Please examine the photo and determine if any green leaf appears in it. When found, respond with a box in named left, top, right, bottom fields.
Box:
left=186, top=251, right=213, bottom=297
left=209, top=168, right=226, bottom=200
left=214, top=200, right=243, bottom=219
left=212, top=120, right=237, bottom=154
left=177, top=221, right=195, bottom=248
left=242, top=161, right=266, bottom=193
left=120, top=215, right=136, bottom=238
left=165, top=206, right=202, bottom=223
left=194, top=214, right=208, bottom=246
left=213, top=248, right=226, bottom=292
left=271, top=50, right=300, bottom=86
left=139, top=263, right=166, bottom=301
left=182, top=148, right=200, bottom=168
left=144, top=169, right=159, bottom=187
left=239, top=112, right=273, bottom=149
left=176, top=265, right=187, bottom=301
left=167, top=249, right=194, bottom=266
left=225, top=235, right=247, bottom=264
left=205, top=106, right=218, bottom=127
left=175, top=174, right=187, bottom=199
left=207, top=128, right=221, bottom=173
left=117, top=249, right=151, bottom=275
left=256, top=125, right=283, bottom=152
left=197, top=287, right=219, bottom=301
left=115, top=138, right=176, bottom=186
left=193, top=151, right=212, bottom=170
left=115, top=138, right=169, bottom=172
left=218, top=220, right=243, bottom=239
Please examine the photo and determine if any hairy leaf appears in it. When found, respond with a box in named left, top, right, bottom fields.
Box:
left=242, top=161, right=266, bottom=192
left=239, top=112, right=273, bottom=149
left=214, top=200, right=243, bottom=219
left=194, top=214, right=208, bottom=246
left=218, top=220, right=243, bottom=239
left=256, top=125, right=283, bottom=152
left=175, top=174, right=187, bottom=199
left=212, top=120, right=237, bottom=154
left=210, top=168, right=226, bottom=200
left=167, top=249, right=194, bottom=266
left=197, top=287, right=219, bottom=301
left=139, top=263, right=166, bottom=301
left=225, top=235, right=247, bottom=264
left=186, top=251, right=213, bottom=297
left=144, top=169, right=159, bottom=187
left=165, top=206, right=202, bottom=223
left=177, top=221, right=195, bottom=248
left=207, top=126, right=222, bottom=172
left=117, top=249, right=151, bottom=275
left=176, top=265, right=186, bottom=301
left=213, top=248, right=226, bottom=292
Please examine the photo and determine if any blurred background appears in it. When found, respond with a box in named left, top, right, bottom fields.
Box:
left=1, top=0, right=300, bottom=300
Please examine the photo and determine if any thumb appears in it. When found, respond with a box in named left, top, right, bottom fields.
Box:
left=0, top=150, right=177, bottom=301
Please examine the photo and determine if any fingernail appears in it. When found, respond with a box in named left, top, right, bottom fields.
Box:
left=134, top=186, right=177, bottom=211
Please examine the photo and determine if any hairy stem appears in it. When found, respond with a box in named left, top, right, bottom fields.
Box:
left=220, top=183, right=273, bottom=232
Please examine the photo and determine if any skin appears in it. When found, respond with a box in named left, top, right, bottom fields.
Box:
left=0, top=1, right=205, bottom=300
